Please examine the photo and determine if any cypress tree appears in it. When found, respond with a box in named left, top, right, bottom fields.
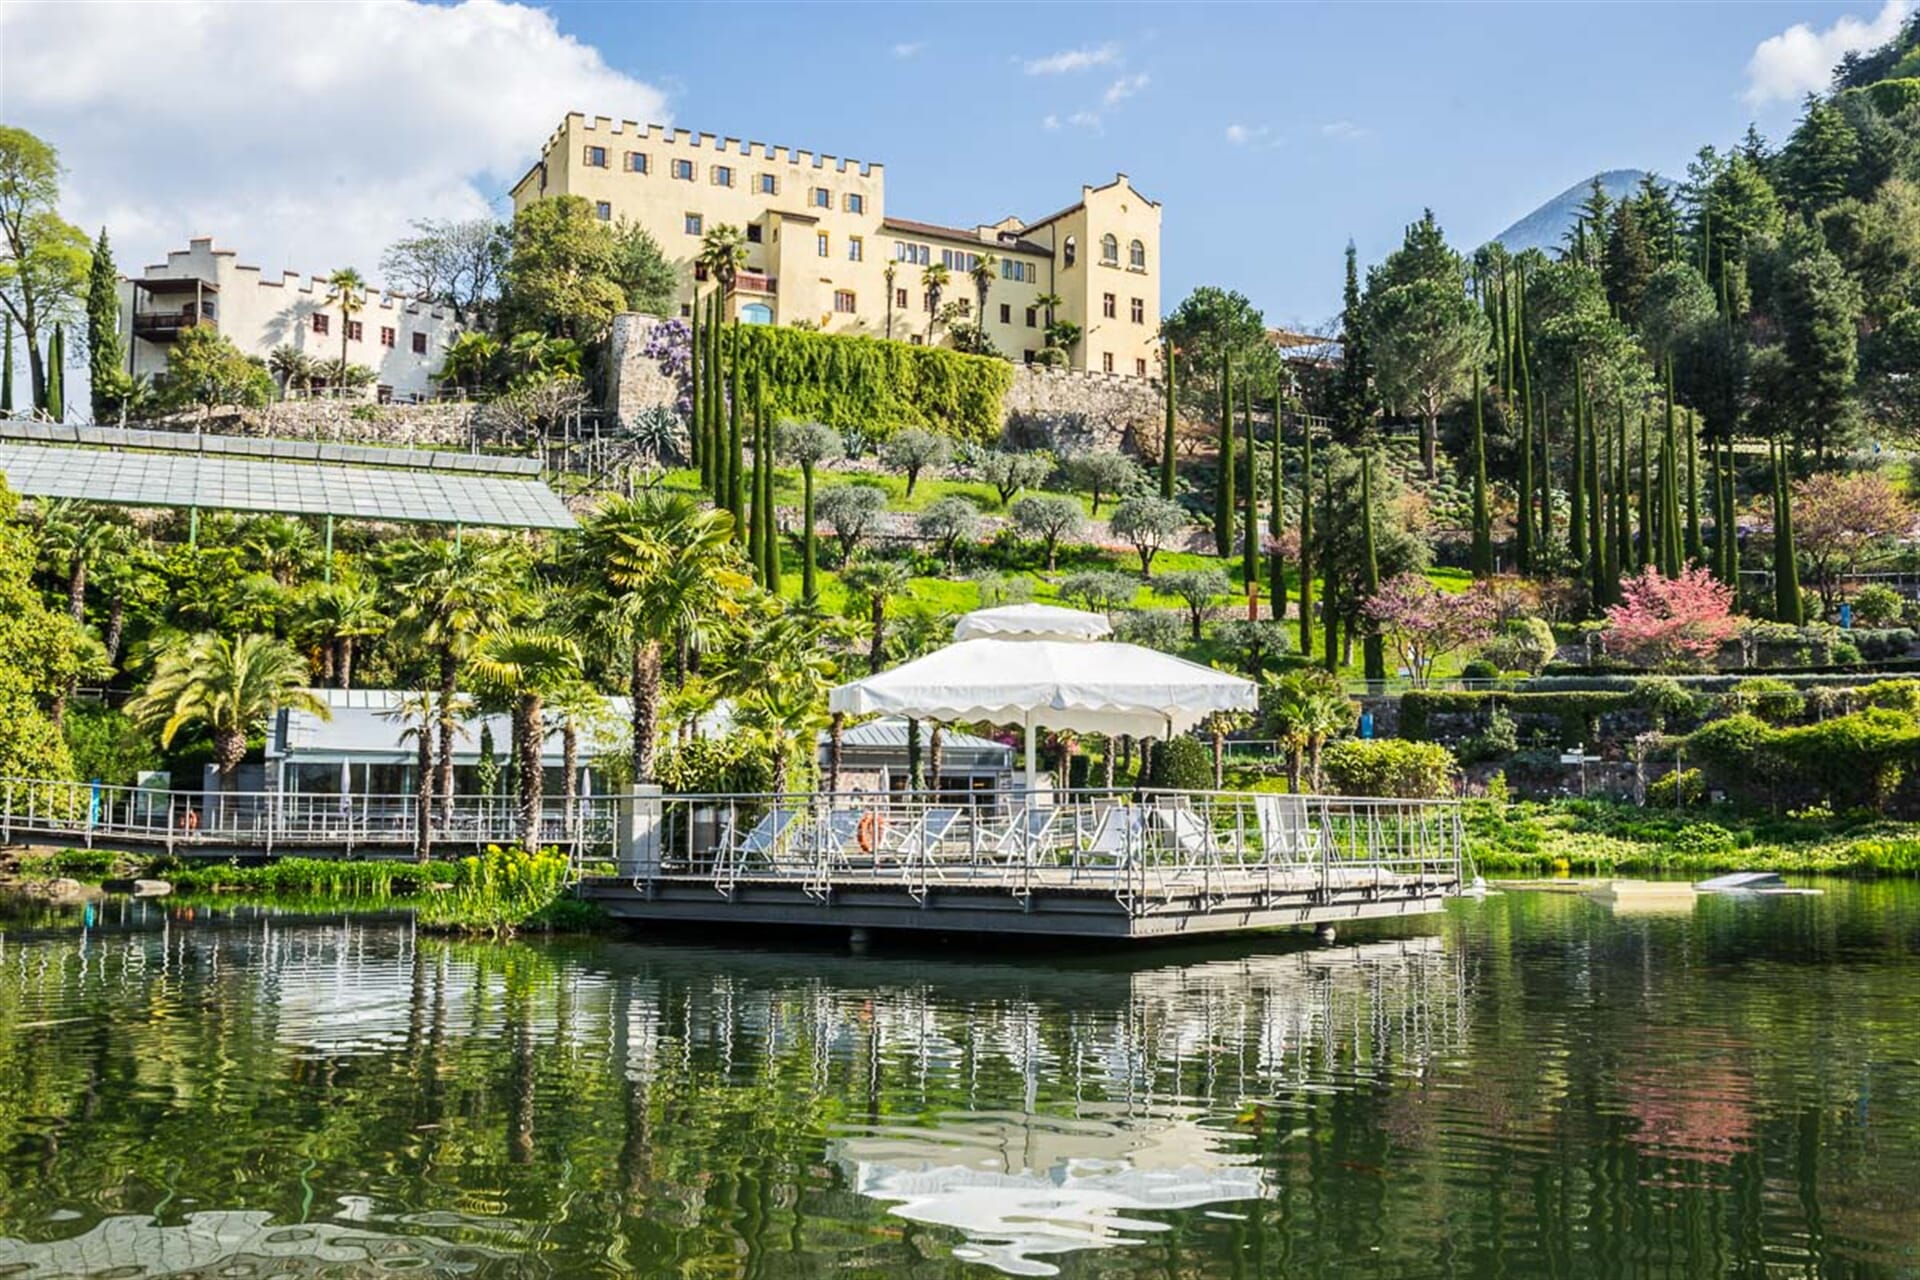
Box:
left=801, top=445, right=819, bottom=605
left=1361, top=452, right=1386, bottom=682
left=712, top=293, right=727, bottom=508
left=86, top=227, right=122, bottom=423
left=1242, top=381, right=1259, bottom=588
left=727, top=320, right=744, bottom=536
left=46, top=323, right=64, bottom=422
left=1587, top=403, right=1605, bottom=609
left=1268, top=390, right=1284, bottom=539
left=689, top=296, right=704, bottom=483
left=1215, top=354, right=1234, bottom=557
left=1160, top=337, right=1177, bottom=499
left=1569, top=362, right=1587, bottom=570
left=747, top=371, right=764, bottom=577
left=1321, top=462, right=1338, bottom=673
left=1615, top=402, right=1631, bottom=575
left=1538, top=389, right=1553, bottom=559
left=2, top=315, right=13, bottom=413
left=1661, top=377, right=1683, bottom=576
left=1515, top=310, right=1534, bottom=574
left=1683, top=406, right=1703, bottom=565
left=1470, top=366, right=1492, bottom=576
left=1298, top=420, right=1314, bottom=658
left=1637, top=413, right=1653, bottom=569
left=1774, top=440, right=1802, bottom=623
left=759, top=369, right=781, bottom=593
left=1721, top=438, right=1739, bottom=585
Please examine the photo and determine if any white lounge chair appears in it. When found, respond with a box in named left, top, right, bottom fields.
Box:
left=1253, top=793, right=1321, bottom=863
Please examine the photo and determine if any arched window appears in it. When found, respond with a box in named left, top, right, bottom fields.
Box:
left=740, top=302, right=773, bottom=325
left=1063, top=235, right=1077, bottom=267
left=1100, top=234, right=1118, bottom=264
left=1129, top=238, right=1146, bottom=269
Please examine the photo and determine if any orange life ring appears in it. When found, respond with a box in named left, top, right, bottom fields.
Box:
left=857, top=809, right=886, bottom=854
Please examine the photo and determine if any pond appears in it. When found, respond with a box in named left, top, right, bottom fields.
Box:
left=0, top=882, right=1917, bottom=1277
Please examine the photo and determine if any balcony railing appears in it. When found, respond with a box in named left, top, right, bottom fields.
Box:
left=734, top=271, right=776, bottom=295
left=132, top=307, right=216, bottom=339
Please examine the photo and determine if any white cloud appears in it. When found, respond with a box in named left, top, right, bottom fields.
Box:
left=1103, top=73, right=1150, bottom=106
left=1320, top=120, right=1371, bottom=141
left=1067, top=110, right=1103, bottom=130
left=892, top=41, right=923, bottom=59
left=1042, top=114, right=1063, bottom=131
left=1224, top=123, right=1270, bottom=146
left=1744, top=0, right=1910, bottom=106
left=0, top=0, right=669, bottom=288
left=1024, top=44, right=1119, bottom=75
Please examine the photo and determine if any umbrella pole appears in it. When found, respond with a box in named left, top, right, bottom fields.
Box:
left=1024, top=716, right=1037, bottom=796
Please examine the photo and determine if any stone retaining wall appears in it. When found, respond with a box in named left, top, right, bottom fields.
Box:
left=145, top=401, right=479, bottom=448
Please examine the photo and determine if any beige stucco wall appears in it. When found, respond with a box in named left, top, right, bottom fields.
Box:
left=117, top=238, right=460, bottom=401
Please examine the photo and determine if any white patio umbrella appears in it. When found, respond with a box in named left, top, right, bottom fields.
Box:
left=829, top=605, right=1257, bottom=791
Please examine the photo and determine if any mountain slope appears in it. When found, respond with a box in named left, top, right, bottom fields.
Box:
left=1490, top=169, right=1656, bottom=254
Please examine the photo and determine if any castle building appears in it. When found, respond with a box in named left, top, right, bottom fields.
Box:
left=118, top=238, right=462, bottom=403
left=511, top=113, right=1163, bottom=377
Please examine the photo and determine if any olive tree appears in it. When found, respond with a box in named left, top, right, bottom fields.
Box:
left=1009, top=493, right=1087, bottom=570
left=880, top=427, right=950, bottom=497
left=1157, top=567, right=1231, bottom=641
left=1108, top=495, right=1189, bottom=577
left=978, top=450, right=1053, bottom=506
left=1059, top=570, right=1139, bottom=615
left=1061, top=449, right=1142, bottom=515
left=917, top=496, right=980, bottom=571
left=816, top=482, right=888, bottom=564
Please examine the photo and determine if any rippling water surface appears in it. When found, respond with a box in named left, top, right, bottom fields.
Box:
left=1, top=883, right=1917, bottom=1277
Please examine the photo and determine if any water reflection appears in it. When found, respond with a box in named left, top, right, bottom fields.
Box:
left=1, top=886, right=1918, bottom=1277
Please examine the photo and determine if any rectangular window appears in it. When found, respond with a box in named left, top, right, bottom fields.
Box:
left=624, top=151, right=648, bottom=173
left=757, top=173, right=777, bottom=195
left=412, top=331, right=428, bottom=354
left=1024, top=349, right=1036, bottom=364
left=817, top=231, right=830, bottom=257
left=712, top=164, right=733, bottom=187
left=848, top=235, right=864, bottom=262
left=380, top=326, right=396, bottom=348
left=811, top=187, right=830, bottom=208
left=845, top=193, right=865, bottom=214
left=346, top=319, right=363, bottom=341
left=895, top=287, right=909, bottom=309
left=999, top=303, right=1011, bottom=324
left=1001, top=260, right=1034, bottom=283
left=312, top=313, right=329, bottom=335
left=1102, top=293, right=1116, bottom=319
left=583, top=145, right=607, bottom=167
left=834, top=289, right=857, bottom=313
left=595, top=200, right=612, bottom=221
left=1102, top=351, right=1115, bottom=373
left=694, top=263, right=709, bottom=281
left=672, top=158, right=694, bottom=180
left=746, top=223, right=763, bottom=243
left=1135, top=358, right=1148, bottom=376
left=685, top=212, right=703, bottom=236
left=1025, top=307, right=1037, bottom=328
left=1130, top=297, right=1144, bottom=324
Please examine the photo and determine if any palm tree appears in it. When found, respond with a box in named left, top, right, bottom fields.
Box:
left=697, top=224, right=750, bottom=297
left=93, top=526, right=163, bottom=668
left=842, top=559, right=911, bottom=674
left=440, top=331, right=502, bottom=396
left=35, top=499, right=111, bottom=623
left=127, top=632, right=329, bottom=784
left=727, top=612, right=835, bottom=794
left=883, top=262, right=898, bottom=340
left=325, top=267, right=366, bottom=396
left=1264, top=667, right=1353, bottom=791
left=268, top=344, right=313, bottom=398
left=1035, top=291, right=1063, bottom=333
left=469, top=627, right=582, bottom=848
left=296, top=579, right=385, bottom=689
left=381, top=689, right=442, bottom=860
left=386, top=537, right=524, bottom=824
left=241, top=515, right=319, bottom=586
left=969, top=253, right=998, bottom=351
left=921, top=262, right=950, bottom=345
left=576, top=491, right=751, bottom=784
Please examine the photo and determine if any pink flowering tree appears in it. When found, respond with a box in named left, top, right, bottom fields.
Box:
left=1790, top=471, right=1913, bottom=613
left=1361, top=573, right=1497, bottom=685
left=1602, top=566, right=1742, bottom=671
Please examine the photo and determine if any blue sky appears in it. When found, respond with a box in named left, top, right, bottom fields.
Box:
left=1, top=0, right=1909, bottom=351
left=530, top=1, right=1900, bottom=328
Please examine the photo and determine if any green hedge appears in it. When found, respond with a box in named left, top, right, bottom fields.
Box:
left=1323, top=739, right=1455, bottom=798
left=1687, top=708, right=1920, bottom=814
left=737, top=325, right=1014, bottom=442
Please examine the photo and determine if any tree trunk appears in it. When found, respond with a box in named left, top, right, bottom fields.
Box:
left=414, top=717, right=434, bottom=862
left=339, top=636, right=355, bottom=690
left=1212, top=730, right=1225, bottom=789
left=928, top=725, right=944, bottom=799
left=1309, top=736, right=1325, bottom=791
left=1422, top=411, right=1438, bottom=480
left=67, top=557, right=86, bottom=623
left=563, top=716, right=580, bottom=841
left=103, top=597, right=126, bottom=667
left=1102, top=737, right=1115, bottom=789
left=1287, top=746, right=1302, bottom=794
left=632, top=639, right=662, bottom=784
left=868, top=600, right=886, bottom=674
left=518, top=694, right=543, bottom=850
left=436, top=649, right=457, bottom=828
left=320, top=641, right=336, bottom=685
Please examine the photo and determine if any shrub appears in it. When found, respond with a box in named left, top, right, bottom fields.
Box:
left=1851, top=627, right=1915, bottom=660
left=1646, top=768, right=1707, bottom=807
left=1322, top=739, right=1456, bottom=798
left=1481, top=616, right=1556, bottom=674
left=1669, top=820, right=1734, bottom=854
left=1730, top=677, right=1804, bottom=726
left=738, top=324, right=1013, bottom=442
left=63, top=703, right=161, bottom=786
left=1831, top=639, right=1864, bottom=666
left=1149, top=735, right=1213, bottom=790
left=416, top=845, right=573, bottom=937
left=1852, top=583, right=1904, bottom=627
left=1630, top=676, right=1698, bottom=729
left=1460, top=658, right=1500, bottom=681
left=1114, top=608, right=1185, bottom=652
left=1860, top=679, right=1920, bottom=713
left=1457, top=707, right=1518, bottom=765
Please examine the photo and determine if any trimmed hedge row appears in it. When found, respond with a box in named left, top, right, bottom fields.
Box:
left=737, top=325, right=1014, bottom=442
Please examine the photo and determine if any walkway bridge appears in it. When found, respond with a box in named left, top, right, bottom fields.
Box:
left=591, top=788, right=1466, bottom=940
